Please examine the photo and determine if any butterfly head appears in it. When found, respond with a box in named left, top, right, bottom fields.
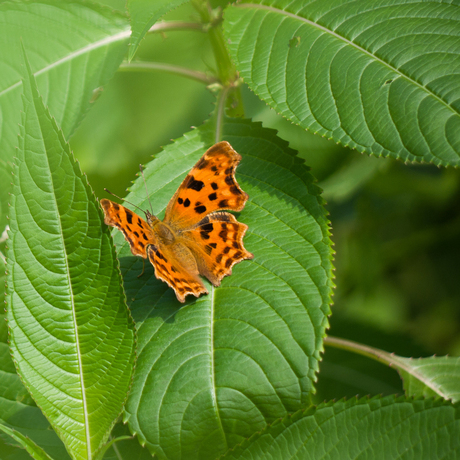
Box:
left=145, top=209, right=159, bottom=227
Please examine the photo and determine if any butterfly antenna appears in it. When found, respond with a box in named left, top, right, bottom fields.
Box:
left=104, top=188, right=146, bottom=215
left=139, top=165, right=154, bottom=215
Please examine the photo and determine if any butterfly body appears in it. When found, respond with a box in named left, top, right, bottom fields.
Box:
left=101, top=141, right=253, bottom=303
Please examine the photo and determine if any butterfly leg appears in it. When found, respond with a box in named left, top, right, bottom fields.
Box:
left=137, top=258, right=146, bottom=278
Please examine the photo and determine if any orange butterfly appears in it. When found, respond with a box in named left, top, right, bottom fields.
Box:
left=100, top=141, right=253, bottom=302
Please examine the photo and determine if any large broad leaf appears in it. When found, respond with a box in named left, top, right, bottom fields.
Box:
left=117, top=116, right=334, bottom=459
left=6, top=52, right=135, bottom=460
left=127, top=0, right=190, bottom=61
left=221, top=396, right=460, bottom=459
left=398, top=356, right=460, bottom=403
left=223, top=0, right=460, bottom=166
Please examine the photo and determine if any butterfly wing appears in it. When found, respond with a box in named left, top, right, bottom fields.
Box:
left=100, top=199, right=155, bottom=258
left=180, top=212, right=254, bottom=286
left=164, top=141, right=249, bottom=231
left=147, top=242, right=208, bottom=303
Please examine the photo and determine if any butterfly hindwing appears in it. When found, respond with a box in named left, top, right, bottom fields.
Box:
left=164, top=141, right=249, bottom=231
left=181, top=212, right=254, bottom=286
left=147, top=242, right=208, bottom=303
left=100, top=199, right=155, bottom=258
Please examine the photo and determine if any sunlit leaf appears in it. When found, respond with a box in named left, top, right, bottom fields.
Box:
left=224, top=0, right=460, bottom=166
left=0, top=0, right=130, bottom=235
left=6, top=49, right=135, bottom=460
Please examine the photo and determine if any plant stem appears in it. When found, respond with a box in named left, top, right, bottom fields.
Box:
left=192, top=0, right=244, bottom=117
left=119, top=61, right=218, bottom=85
left=324, top=335, right=423, bottom=378
left=324, top=336, right=397, bottom=367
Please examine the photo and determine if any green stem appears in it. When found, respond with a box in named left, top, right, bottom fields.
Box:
left=325, top=336, right=450, bottom=399
left=214, top=86, right=230, bottom=143
left=324, top=335, right=423, bottom=378
left=192, top=0, right=244, bottom=117
left=96, top=435, right=133, bottom=460
left=119, top=61, right=218, bottom=85
left=324, top=336, right=396, bottom=367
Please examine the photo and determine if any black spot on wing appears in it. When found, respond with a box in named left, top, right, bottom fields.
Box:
left=218, top=200, right=229, bottom=208
left=208, top=193, right=217, bottom=201
left=196, top=157, right=209, bottom=169
left=200, top=222, right=214, bottom=240
left=225, top=175, right=234, bottom=186
left=201, top=223, right=214, bottom=233
left=126, top=211, right=133, bottom=224
left=195, top=205, right=207, bottom=214
left=211, top=182, right=218, bottom=190
left=230, top=185, right=242, bottom=195
left=184, top=198, right=190, bottom=208
left=209, top=242, right=217, bottom=249
left=178, top=197, right=183, bottom=204
left=187, top=176, right=205, bottom=191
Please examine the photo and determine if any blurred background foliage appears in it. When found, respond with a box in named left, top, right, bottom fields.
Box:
left=71, top=0, right=460, bottom=399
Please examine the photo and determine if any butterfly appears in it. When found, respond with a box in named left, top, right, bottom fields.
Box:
left=100, top=141, right=253, bottom=303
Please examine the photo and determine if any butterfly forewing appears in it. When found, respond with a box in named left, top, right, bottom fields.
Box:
left=100, top=199, right=155, bottom=258
left=164, top=141, right=249, bottom=231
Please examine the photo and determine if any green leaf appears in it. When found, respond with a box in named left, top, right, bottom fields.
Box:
left=0, top=421, right=54, bottom=460
left=221, top=396, right=460, bottom=459
left=223, top=0, right=460, bottom=166
left=6, top=50, right=135, bottom=460
left=0, top=0, right=130, bottom=234
left=118, top=116, right=334, bottom=459
left=127, top=0, right=190, bottom=61
left=0, top=158, right=9, bottom=233
left=0, top=314, right=70, bottom=460
left=398, top=356, right=460, bottom=403
left=0, top=0, right=130, bottom=161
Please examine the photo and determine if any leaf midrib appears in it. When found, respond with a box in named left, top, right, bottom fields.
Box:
left=234, top=3, right=458, bottom=118
left=0, top=29, right=130, bottom=99
left=30, top=100, right=92, bottom=458
left=209, top=285, right=227, bottom=452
